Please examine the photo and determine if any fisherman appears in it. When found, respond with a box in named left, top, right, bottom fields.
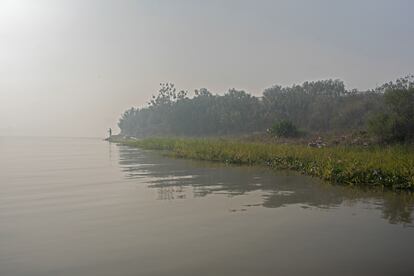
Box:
left=108, top=128, right=112, bottom=137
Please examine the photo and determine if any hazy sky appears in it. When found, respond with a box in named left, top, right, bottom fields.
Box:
left=1, top=0, right=413, bottom=137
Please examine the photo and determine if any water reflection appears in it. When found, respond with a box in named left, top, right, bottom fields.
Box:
left=117, top=145, right=414, bottom=225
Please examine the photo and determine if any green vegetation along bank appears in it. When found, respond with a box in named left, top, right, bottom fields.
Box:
left=118, top=76, right=413, bottom=143
left=111, top=137, right=414, bottom=191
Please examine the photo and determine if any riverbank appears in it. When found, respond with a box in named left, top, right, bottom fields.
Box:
left=109, top=137, right=414, bottom=191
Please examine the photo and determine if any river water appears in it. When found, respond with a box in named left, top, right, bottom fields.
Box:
left=1, top=137, right=413, bottom=276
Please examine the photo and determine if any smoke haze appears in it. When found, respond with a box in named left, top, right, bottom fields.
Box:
left=1, top=0, right=413, bottom=137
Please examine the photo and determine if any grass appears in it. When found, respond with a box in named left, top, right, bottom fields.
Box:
left=112, top=137, right=414, bottom=191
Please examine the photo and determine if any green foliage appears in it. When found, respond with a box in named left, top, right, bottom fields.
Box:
left=119, top=84, right=264, bottom=137
left=368, top=76, right=414, bottom=143
left=368, top=113, right=397, bottom=143
left=262, top=80, right=386, bottom=132
left=149, top=83, right=188, bottom=107
left=119, top=138, right=414, bottom=190
left=269, top=120, right=299, bottom=138
left=118, top=77, right=411, bottom=141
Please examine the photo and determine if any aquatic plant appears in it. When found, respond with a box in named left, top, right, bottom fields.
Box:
left=116, top=138, right=414, bottom=191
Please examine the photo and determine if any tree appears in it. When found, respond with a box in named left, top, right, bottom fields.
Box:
left=149, top=83, right=188, bottom=107
left=368, top=76, right=414, bottom=143
left=117, top=77, right=411, bottom=142
left=269, top=120, right=299, bottom=138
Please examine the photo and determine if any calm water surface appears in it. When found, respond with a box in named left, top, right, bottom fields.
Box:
left=1, top=137, right=413, bottom=276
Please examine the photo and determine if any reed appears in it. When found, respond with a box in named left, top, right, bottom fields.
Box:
left=115, top=137, right=414, bottom=190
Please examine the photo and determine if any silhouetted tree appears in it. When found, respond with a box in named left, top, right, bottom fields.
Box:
left=117, top=77, right=412, bottom=141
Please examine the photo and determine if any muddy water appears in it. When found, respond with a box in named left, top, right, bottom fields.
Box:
left=1, top=137, right=413, bottom=276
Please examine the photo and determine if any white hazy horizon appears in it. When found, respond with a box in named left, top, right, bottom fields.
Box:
left=1, top=0, right=413, bottom=137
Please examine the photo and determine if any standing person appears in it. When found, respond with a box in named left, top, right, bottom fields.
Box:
left=108, top=128, right=112, bottom=138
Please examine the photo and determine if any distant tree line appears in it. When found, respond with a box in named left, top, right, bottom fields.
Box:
left=118, top=76, right=413, bottom=143
left=368, top=76, right=414, bottom=143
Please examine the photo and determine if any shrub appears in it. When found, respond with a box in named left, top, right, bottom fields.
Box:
left=269, top=120, right=299, bottom=138
left=368, top=85, right=414, bottom=143
left=368, top=113, right=397, bottom=143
